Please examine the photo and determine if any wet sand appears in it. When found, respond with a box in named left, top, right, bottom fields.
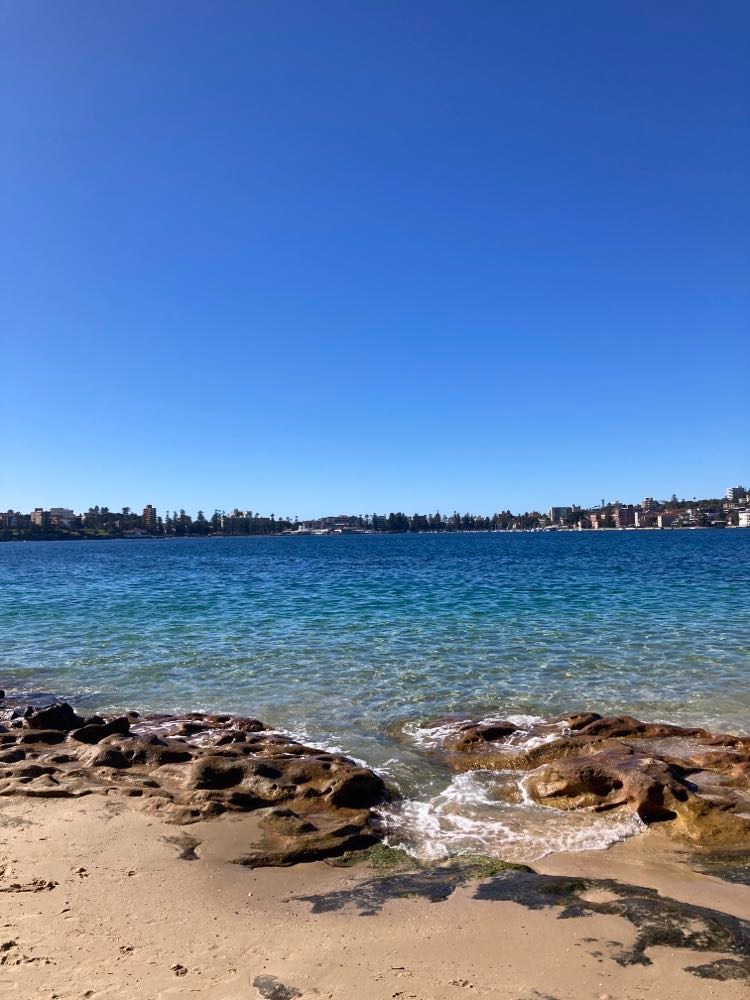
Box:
left=1, top=795, right=747, bottom=1000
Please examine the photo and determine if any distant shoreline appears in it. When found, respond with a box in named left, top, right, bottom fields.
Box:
left=1, top=525, right=748, bottom=543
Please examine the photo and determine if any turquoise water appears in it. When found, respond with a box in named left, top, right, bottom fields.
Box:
left=1, top=532, right=748, bottom=858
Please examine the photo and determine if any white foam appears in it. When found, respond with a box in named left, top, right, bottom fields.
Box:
left=381, top=796, right=521, bottom=862
left=374, top=757, right=406, bottom=779
left=504, top=714, right=547, bottom=727
left=403, top=713, right=570, bottom=753
left=402, top=718, right=475, bottom=749
left=383, top=769, right=644, bottom=863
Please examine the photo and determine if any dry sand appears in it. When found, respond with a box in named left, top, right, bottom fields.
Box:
left=1, top=794, right=747, bottom=1000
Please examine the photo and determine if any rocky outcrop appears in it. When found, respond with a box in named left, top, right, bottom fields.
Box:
left=0, top=702, right=388, bottom=864
left=404, top=712, right=750, bottom=848
left=22, top=703, right=86, bottom=731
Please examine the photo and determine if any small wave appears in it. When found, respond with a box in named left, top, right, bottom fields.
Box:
left=382, top=770, right=644, bottom=863
left=401, top=718, right=476, bottom=749
left=402, top=713, right=570, bottom=753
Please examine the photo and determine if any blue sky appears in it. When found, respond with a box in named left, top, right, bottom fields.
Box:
left=2, top=1, right=748, bottom=517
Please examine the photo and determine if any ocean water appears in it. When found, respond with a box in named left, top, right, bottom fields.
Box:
left=1, top=531, right=748, bottom=859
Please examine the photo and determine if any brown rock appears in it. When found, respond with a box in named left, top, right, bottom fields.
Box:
left=528, top=746, right=686, bottom=821
left=574, top=715, right=706, bottom=741
left=563, top=712, right=603, bottom=730
left=70, top=717, right=131, bottom=744
left=77, top=743, right=132, bottom=769
left=455, top=721, right=518, bottom=750
left=528, top=743, right=750, bottom=847
left=404, top=711, right=750, bottom=848
left=231, top=717, right=266, bottom=733
left=23, top=703, right=85, bottom=731
left=233, top=806, right=381, bottom=868
left=0, top=703, right=390, bottom=865
left=168, top=721, right=207, bottom=737
left=16, top=730, right=67, bottom=745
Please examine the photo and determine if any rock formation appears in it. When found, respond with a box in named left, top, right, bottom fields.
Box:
left=0, top=702, right=388, bottom=865
left=403, top=712, right=750, bottom=848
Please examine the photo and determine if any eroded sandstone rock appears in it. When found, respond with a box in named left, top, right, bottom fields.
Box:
left=70, top=716, right=131, bottom=744
left=0, top=701, right=388, bottom=864
left=403, top=712, right=750, bottom=848
left=454, top=720, right=518, bottom=751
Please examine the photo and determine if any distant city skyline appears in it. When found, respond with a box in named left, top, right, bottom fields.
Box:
left=4, top=486, right=749, bottom=538
left=2, top=4, right=748, bottom=516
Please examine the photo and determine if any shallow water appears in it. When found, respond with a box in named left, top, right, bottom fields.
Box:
left=1, top=531, right=748, bottom=858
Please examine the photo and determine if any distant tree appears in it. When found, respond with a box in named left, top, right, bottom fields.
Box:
left=386, top=512, right=409, bottom=532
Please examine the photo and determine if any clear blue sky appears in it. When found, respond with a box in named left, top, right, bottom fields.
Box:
left=2, top=1, right=748, bottom=517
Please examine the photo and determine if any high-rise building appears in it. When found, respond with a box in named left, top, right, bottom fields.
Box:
left=612, top=505, right=636, bottom=528
left=641, top=497, right=658, bottom=511
left=548, top=506, right=571, bottom=524
left=727, top=486, right=747, bottom=501
left=142, top=505, right=157, bottom=533
left=30, top=507, right=49, bottom=528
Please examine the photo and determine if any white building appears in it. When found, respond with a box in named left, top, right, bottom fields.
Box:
left=48, top=507, right=76, bottom=527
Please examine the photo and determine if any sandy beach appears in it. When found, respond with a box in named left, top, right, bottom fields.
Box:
left=5, top=0, right=749, bottom=994
left=1, top=791, right=748, bottom=1000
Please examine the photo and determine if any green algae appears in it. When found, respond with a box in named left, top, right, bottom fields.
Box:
left=456, top=854, right=533, bottom=878
left=326, top=843, right=415, bottom=870
left=327, top=845, right=533, bottom=877
left=327, top=844, right=536, bottom=879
